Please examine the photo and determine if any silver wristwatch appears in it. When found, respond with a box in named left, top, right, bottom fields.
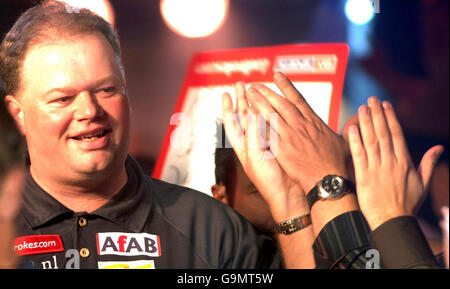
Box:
left=306, top=175, right=355, bottom=209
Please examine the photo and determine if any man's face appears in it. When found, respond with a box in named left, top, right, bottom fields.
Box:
left=232, top=162, right=276, bottom=234
left=212, top=160, right=275, bottom=235
left=14, top=33, right=130, bottom=184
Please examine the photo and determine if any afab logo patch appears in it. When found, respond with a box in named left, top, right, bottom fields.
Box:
left=96, top=232, right=161, bottom=257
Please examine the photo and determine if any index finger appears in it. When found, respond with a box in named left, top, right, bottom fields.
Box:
left=235, top=81, right=249, bottom=117
left=273, top=72, right=315, bottom=119
left=382, top=101, right=412, bottom=163
left=222, top=92, right=245, bottom=157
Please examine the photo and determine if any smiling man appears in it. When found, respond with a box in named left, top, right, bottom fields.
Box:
left=2, top=0, right=396, bottom=270
left=0, top=1, right=284, bottom=269
left=7, top=32, right=130, bottom=213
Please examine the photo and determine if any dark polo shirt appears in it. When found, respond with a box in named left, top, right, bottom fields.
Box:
left=14, top=155, right=438, bottom=269
left=15, top=155, right=281, bottom=269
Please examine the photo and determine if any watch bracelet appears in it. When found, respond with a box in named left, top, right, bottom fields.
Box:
left=276, top=213, right=312, bottom=234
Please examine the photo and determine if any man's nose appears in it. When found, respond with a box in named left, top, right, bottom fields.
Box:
left=73, top=92, right=104, bottom=121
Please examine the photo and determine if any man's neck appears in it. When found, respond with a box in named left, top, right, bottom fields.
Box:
left=29, top=165, right=128, bottom=213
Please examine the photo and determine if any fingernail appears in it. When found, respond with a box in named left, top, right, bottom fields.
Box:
left=359, top=105, right=369, bottom=115
left=349, top=125, right=358, bottom=134
left=382, top=101, right=392, bottom=110
left=274, top=72, right=284, bottom=81
left=435, top=146, right=444, bottom=156
left=369, top=96, right=379, bottom=105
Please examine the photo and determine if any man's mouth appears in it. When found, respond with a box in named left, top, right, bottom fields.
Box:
left=71, top=128, right=111, bottom=142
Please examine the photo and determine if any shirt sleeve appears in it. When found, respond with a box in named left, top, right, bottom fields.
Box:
left=313, top=210, right=372, bottom=269
left=369, top=216, right=440, bottom=269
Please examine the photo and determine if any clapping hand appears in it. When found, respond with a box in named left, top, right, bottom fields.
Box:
left=347, top=97, right=443, bottom=230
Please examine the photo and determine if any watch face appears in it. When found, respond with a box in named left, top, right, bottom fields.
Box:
left=318, top=175, right=345, bottom=199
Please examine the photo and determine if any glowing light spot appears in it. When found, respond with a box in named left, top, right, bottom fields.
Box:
left=57, top=0, right=115, bottom=26
left=160, top=0, right=229, bottom=38
left=345, top=0, right=375, bottom=25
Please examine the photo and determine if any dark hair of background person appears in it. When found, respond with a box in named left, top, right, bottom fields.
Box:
left=214, top=122, right=237, bottom=190
left=214, top=148, right=237, bottom=188
left=0, top=0, right=122, bottom=96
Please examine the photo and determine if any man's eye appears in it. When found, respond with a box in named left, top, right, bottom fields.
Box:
left=248, top=189, right=260, bottom=195
left=54, top=96, right=72, bottom=103
left=97, top=86, right=116, bottom=96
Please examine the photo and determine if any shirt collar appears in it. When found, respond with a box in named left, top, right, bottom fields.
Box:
left=21, top=155, right=153, bottom=232
left=21, top=170, right=72, bottom=229
left=92, top=155, right=153, bottom=232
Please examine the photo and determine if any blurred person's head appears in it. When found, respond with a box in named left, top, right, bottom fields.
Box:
left=0, top=86, right=25, bottom=268
left=0, top=87, right=24, bottom=182
left=212, top=147, right=276, bottom=236
left=0, top=0, right=131, bottom=191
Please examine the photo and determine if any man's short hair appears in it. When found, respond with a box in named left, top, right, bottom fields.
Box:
left=214, top=121, right=238, bottom=189
left=0, top=0, right=123, bottom=96
left=214, top=147, right=238, bottom=189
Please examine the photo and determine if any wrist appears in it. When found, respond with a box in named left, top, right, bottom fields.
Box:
left=303, top=170, right=351, bottom=193
left=305, top=174, right=358, bottom=235
left=266, top=185, right=310, bottom=223
left=364, top=210, right=411, bottom=231
left=310, top=193, right=359, bottom=235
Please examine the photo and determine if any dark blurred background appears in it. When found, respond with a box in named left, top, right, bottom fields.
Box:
left=1, top=0, right=448, bottom=249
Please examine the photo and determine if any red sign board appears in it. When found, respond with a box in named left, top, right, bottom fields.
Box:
left=153, top=43, right=349, bottom=195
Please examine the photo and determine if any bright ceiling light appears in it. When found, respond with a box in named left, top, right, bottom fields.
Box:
left=345, top=0, right=375, bottom=25
left=160, top=0, right=229, bottom=38
left=57, top=0, right=115, bottom=26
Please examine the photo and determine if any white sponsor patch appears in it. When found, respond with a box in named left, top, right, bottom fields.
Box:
left=98, top=260, right=155, bottom=269
left=96, top=232, right=161, bottom=257
left=274, top=55, right=337, bottom=74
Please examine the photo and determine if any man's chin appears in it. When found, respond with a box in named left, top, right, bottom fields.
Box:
left=71, top=153, right=118, bottom=176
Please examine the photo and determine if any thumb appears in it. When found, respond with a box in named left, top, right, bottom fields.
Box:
left=222, top=92, right=246, bottom=163
left=417, top=145, right=444, bottom=191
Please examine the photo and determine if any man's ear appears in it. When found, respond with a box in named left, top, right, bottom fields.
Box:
left=211, top=184, right=229, bottom=205
left=4, top=95, right=25, bottom=135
